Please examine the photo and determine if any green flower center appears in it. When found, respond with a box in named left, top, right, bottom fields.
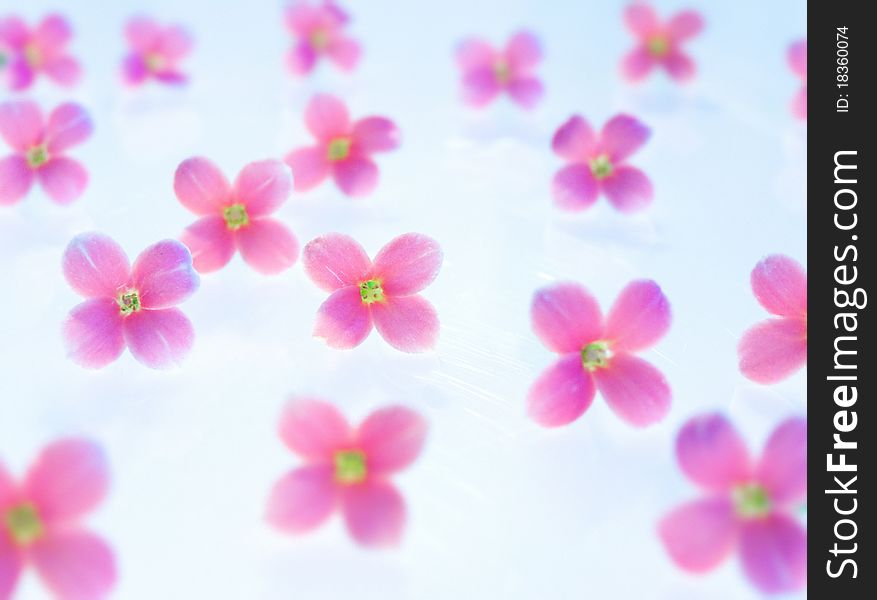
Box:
left=24, top=43, right=42, bottom=68
left=733, top=483, right=772, bottom=519
left=0, top=53, right=7, bottom=69
left=327, top=138, right=351, bottom=162
left=589, top=154, right=613, bottom=180
left=494, top=60, right=511, bottom=84
left=26, top=145, right=49, bottom=168
left=581, top=341, right=611, bottom=371
left=648, top=35, right=670, bottom=57
left=145, top=53, right=165, bottom=72
left=310, top=29, right=330, bottom=51
left=334, top=449, right=367, bottom=484
left=223, top=203, right=250, bottom=230
left=4, top=503, right=44, bottom=546
left=117, top=289, right=142, bottom=315
left=359, top=279, right=385, bottom=304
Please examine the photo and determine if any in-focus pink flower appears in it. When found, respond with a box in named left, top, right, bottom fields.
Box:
left=266, top=397, right=427, bottom=547
left=1, top=438, right=116, bottom=599
left=285, top=94, right=399, bottom=198
left=0, top=14, right=81, bottom=91
left=551, top=114, right=653, bottom=213
left=0, top=100, right=92, bottom=206
left=175, top=158, right=299, bottom=274
left=788, top=39, right=807, bottom=120
left=303, top=232, right=442, bottom=352
left=121, top=17, right=192, bottom=86
left=528, top=280, right=671, bottom=427
left=621, top=3, right=703, bottom=83
left=455, top=30, right=544, bottom=109
left=738, top=254, right=807, bottom=384
left=62, top=233, right=200, bottom=369
left=659, top=413, right=807, bottom=594
left=284, top=1, right=361, bottom=76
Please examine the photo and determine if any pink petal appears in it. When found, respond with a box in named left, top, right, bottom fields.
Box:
left=62, top=232, right=131, bottom=298
left=287, top=41, right=317, bottom=76
left=121, top=54, right=149, bottom=85
left=658, top=497, right=737, bottom=573
left=0, top=100, right=43, bottom=152
left=131, top=240, right=199, bottom=309
left=37, top=157, right=88, bottom=205
left=31, top=531, right=116, bottom=600
left=352, top=117, right=400, bottom=154
left=624, top=3, right=660, bottom=37
left=0, top=463, right=14, bottom=508
left=155, top=26, right=192, bottom=61
left=357, top=406, right=427, bottom=475
left=278, top=397, right=353, bottom=461
left=456, top=39, right=497, bottom=70
left=180, top=216, right=236, bottom=274
left=527, top=354, right=595, bottom=427
left=45, top=103, right=92, bottom=153
left=666, top=10, right=704, bottom=41
left=266, top=465, right=338, bottom=533
left=552, top=165, right=599, bottom=212
left=235, top=217, right=299, bottom=275
left=124, top=16, right=160, bottom=51
left=63, top=299, right=126, bottom=369
left=621, top=47, right=656, bottom=82
left=676, top=413, right=751, bottom=491
left=173, top=157, right=231, bottom=216
left=154, top=69, right=188, bottom=85
left=34, top=14, right=72, bottom=50
left=284, top=3, right=319, bottom=35
left=755, top=417, right=807, bottom=506
left=233, top=159, right=292, bottom=218
left=43, top=56, right=82, bottom=87
left=505, top=31, right=541, bottom=71
left=314, top=286, right=373, bottom=349
left=0, top=16, right=30, bottom=49
left=305, top=94, right=351, bottom=141
left=604, top=279, right=671, bottom=352
left=602, top=166, right=653, bottom=213
left=791, top=86, right=807, bottom=120
left=0, top=532, right=22, bottom=600
left=0, top=155, right=34, bottom=205
left=552, top=115, right=596, bottom=162
left=738, top=318, right=807, bottom=384
left=508, top=76, right=544, bottom=109
left=461, top=69, right=502, bottom=108
left=332, top=156, right=379, bottom=197
left=6, top=58, right=35, bottom=91
left=371, top=295, right=439, bottom=353
left=371, top=233, right=442, bottom=296
left=303, top=233, right=371, bottom=292
left=739, top=514, right=807, bottom=594
left=750, top=254, right=807, bottom=318
left=531, top=283, right=603, bottom=354
left=285, top=146, right=330, bottom=192
left=341, top=479, right=406, bottom=547
left=599, top=114, right=650, bottom=162
left=788, top=40, right=807, bottom=80
left=663, top=50, right=696, bottom=82
left=326, top=36, right=361, bottom=71
left=122, top=308, right=194, bottom=369
left=594, top=354, right=671, bottom=427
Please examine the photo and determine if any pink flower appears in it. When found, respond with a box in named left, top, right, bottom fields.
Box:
left=0, top=100, right=92, bottom=206
left=528, top=280, right=672, bottom=427
left=788, top=39, right=807, bottom=120
left=266, top=398, right=427, bottom=547
left=284, top=94, right=400, bottom=198
left=303, top=232, right=442, bottom=352
left=0, top=14, right=81, bottom=91
left=1, top=438, right=116, bottom=599
left=62, top=233, right=200, bottom=369
left=621, top=3, right=704, bottom=83
left=738, top=254, right=807, bottom=384
left=455, top=30, right=544, bottom=109
left=284, top=1, right=361, bottom=76
left=659, top=413, right=807, bottom=594
left=175, top=158, right=299, bottom=275
left=121, top=17, right=192, bottom=86
left=551, top=114, right=653, bottom=213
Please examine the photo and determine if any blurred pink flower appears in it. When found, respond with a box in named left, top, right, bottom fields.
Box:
left=0, top=14, right=81, bottom=91
left=303, top=232, right=442, bottom=352
left=0, top=100, right=92, bottom=206
left=551, top=114, right=653, bottom=213
left=659, top=413, right=807, bottom=594
left=455, top=30, right=544, bottom=109
left=621, top=3, right=703, bottom=83
left=528, top=280, right=671, bottom=427
left=62, top=233, right=200, bottom=369
left=284, top=1, right=361, bottom=76
left=1, top=438, right=116, bottom=599
left=738, top=254, right=807, bottom=384
left=285, top=94, right=399, bottom=197
left=121, top=17, right=192, bottom=86
left=788, top=39, right=807, bottom=120
left=175, top=158, right=299, bottom=275
left=267, top=398, right=427, bottom=547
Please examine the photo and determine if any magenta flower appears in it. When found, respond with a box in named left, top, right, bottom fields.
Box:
left=62, top=233, right=200, bottom=369
left=659, top=413, right=807, bottom=594
left=284, top=1, right=361, bottom=76
left=738, top=254, right=807, bottom=384
left=267, top=398, right=427, bottom=547
left=1, top=438, right=116, bottom=599
left=621, top=3, right=704, bottom=83
left=0, top=100, right=92, bottom=206
left=285, top=94, right=400, bottom=198
left=455, top=30, right=544, bottom=109
left=0, top=14, right=81, bottom=91
left=303, top=232, right=442, bottom=352
left=528, top=280, right=671, bottom=427
left=788, top=39, right=807, bottom=120
left=121, top=17, right=192, bottom=86
left=551, top=114, right=653, bottom=213
left=175, top=158, right=299, bottom=275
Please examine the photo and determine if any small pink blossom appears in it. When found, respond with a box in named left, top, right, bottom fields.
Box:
left=0, top=14, right=81, bottom=91
left=303, top=232, right=442, bottom=352
left=175, top=158, right=299, bottom=275
left=121, top=16, right=192, bottom=86
left=285, top=94, right=400, bottom=198
left=62, top=233, right=200, bottom=369
left=1, top=438, right=116, bottom=599
left=551, top=114, right=653, bottom=213
left=284, top=1, right=361, bottom=76
left=659, top=413, right=807, bottom=594
left=0, top=100, right=92, bottom=206
left=788, top=39, right=807, bottom=120
left=455, top=30, right=544, bottom=109
left=266, top=398, right=427, bottom=547
left=528, top=280, right=672, bottom=427
left=738, top=254, right=807, bottom=384
left=621, top=3, right=704, bottom=83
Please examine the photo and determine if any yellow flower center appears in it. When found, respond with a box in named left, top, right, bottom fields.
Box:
left=26, top=145, right=49, bottom=168
left=334, top=449, right=367, bottom=484
left=4, top=503, right=44, bottom=546
left=359, top=279, right=385, bottom=304
left=733, top=483, right=772, bottom=519
left=310, top=29, right=330, bottom=51
left=581, top=341, right=611, bottom=371
left=589, top=154, right=613, bottom=180
left=494, top=60, right=511, bottom=84
left=24, top=43, right=43, bottom=68
left=117, top=289, right=142, bottom=315
left=648, top=35, right=670, bottom=57
left=223, top=204, right=250, bottom=230
left=145, top=53, right=165, bottom=72
left=327, top=138, right=351, bottom=162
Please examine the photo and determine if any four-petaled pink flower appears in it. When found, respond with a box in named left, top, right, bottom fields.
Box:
left=266, top=397, right=427, bottom=547
left=0, top=14, right=81, bottom=91
left=659, top=413, right=806, bottom=594
left=621, top=3, right=704, bottom=83
left=1, top=438, right=116, bottom=599
left=788, top=39, right=807, bottom=120
left=285, top=94, right=400, bottom=198
left=455, top=30, right=544, bottom=109
left=284, top=1, right=361, bottom=76
left=528, top=280, right=671, bottom=427
left=62, top=233, right=200, bottom=369
left=175, top=158, right=299, bottom=275
left=551, top=114, right=653, bottom=213
left=738, top=254, right=807, bottom=384
left=0, top=100, right=92, bottom=206
left=121, top=16, right=192, bottom=86
left=303, top=232, right=442, bottom=352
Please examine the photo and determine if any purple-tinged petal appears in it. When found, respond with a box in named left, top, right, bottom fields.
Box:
left=341, top=480, right=406, bottom=547
left=154, top=70, right=188, bottom=85
left=455, top=39, right=496, bottom=70
left=155, top=26, right=192, bottom=61
left=621, top=47, right=656, bottom=82
left=314, top=286, right=372, bottom=349
left=285, top=146, right=330, bottom=192
left=278, top=397, right=353, bottom=461
left=756, top=417, right=807, bottom=506
left=594, top=354, right=670, bottom=427
left=121, top=53, right=149, bottom=85
left=738, top=318, right=807, bottom=384
left=62, top=232, right=131, bottom=298
left=602, top=166, right=653, bottom=213
left=461, top=69, right=502, bottom=108
left=122, top=308, right=194, bottom=369
left=788, top=40, right=807, bottom=80
left=352, top=117, right=400, bottom=154
left=31, top=531, right=117, bottom=600
left=507, top=76, right=544, bottom=109
left=45, top=103, right=92, bottom=153
left=371, top=233, right=442, bottom=296
left=552, top=164, right=600, bottom=212
left=6, top=58, right=35, bottom=91
left=266, top=465, right=337, bottom=533
left=303, top=233, right=371, bottom=292
left=658, top=497, right=737, bottom=572
left=233, top=159, right=292, bottom=217
left=0, top=155, right=34, bottom=205
left=604, top=280, right=671, bottom=352
left=0, top=532, right=22, bottom=599
left=663, top=50, right=696, bottom=82
left=527, top=354, right=595, bottom=427
left=666, top=10, right=704, bottom=41
left=332, top=156, right=379, bottom=197
left=36, top=157, right=88, bottom=205
left=63, top=299, right=126, bottom=369
left=173, top=157, right=231, bottom=216
left=751, top=254, right=807, bottom=318
left=552, top=115, right=596, bottom=162
left=287, top=41, right=317, bottom=76
left=600, top=114, right=650, bottom=162
left=180, top=216, right=236, bottom=274
left=739, top=514, right=807, bottom=594
left=326, top=36, right=361, bottom=71
left=236, top=218, right=299, bottom=275
left=676, top=413, right=751, bottom=491
left=505, top=31, right=541, bottom=71
left=531, top=283, right=603, bottom=354
left=0, top=100, right=44, bottom=152
left=131, top=240, right=199, bottom=309
left=370, top=295, right=439, bottom=353
left=305, top=94, right=350, bottom=141
left=357, top=406, right=427, bottom=475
